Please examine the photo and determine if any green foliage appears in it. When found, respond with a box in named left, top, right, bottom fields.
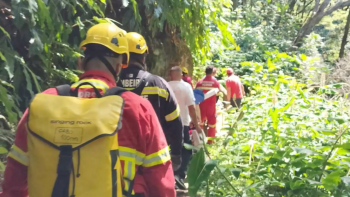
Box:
left=122, top=0, right=235, bottom=65
left=189, top=54, right=350, bottom=196
left=0, top=0, right=110, bottom=123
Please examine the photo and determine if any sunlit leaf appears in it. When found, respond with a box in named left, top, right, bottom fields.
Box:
left=300, top=54, right=307, bottom=61
left=0, top=147, right=8, bottom=155
left=0, top=26, right=10, bottom=39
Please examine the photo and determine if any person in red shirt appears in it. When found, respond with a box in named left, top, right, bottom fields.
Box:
left=1, top=23, right=175, bottom=197
left=226, top=68, right=245, bottom=108
left=195, top=65, right=221, bottom=144
left=181, top=67, right=194, bottom=89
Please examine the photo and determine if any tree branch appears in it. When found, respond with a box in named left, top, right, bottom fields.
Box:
left=324, top=0, right=350, bottom=16
left=318, top=0, right=331, bottom=13
left=298, top=0, right=314, bottom=15
left=313, top=0, right=320, bottom=13
left=288, top=0, right=298, bottom=13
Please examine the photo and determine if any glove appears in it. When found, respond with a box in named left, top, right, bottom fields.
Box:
left=171, top=155, right=182, bottom=171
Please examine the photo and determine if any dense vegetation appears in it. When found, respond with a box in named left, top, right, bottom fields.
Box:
left=1, top=0, right=350, bottom=196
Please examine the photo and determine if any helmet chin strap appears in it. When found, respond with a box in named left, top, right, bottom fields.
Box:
left=84, top=54, right=118, bottom=80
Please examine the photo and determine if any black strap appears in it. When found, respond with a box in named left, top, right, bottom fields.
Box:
left=83, top=54, right=117, bottom=79
left=72, top=82, right=102, bottom=98
left=96, top=54, right=117, bottom=78
left=103, top=87, right=127, bottom=97
left=122, top=179, right=139, bottom=197
left=56, top=84, right=72, bottom=96
left=52, top=145, right=73, bottom=197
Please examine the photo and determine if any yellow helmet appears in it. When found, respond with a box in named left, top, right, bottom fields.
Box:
left=80, top=23, right=129, bottom=64
left=181, top=67, right=189, bottom=74
left=126, top=32, right=148, bottom=54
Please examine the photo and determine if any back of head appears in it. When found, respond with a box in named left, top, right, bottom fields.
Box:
left=170, top=66, right=182, bottom=81
left=205, top=65, right=214, bottom=75
left=126, top=32, right=149, bottom=67
left=226, top=68, right=233, bottom=76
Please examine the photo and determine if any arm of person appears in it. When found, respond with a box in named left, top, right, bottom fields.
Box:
left=188, top=105, right=204, bottom=134
left=227, top=86, right=231, bottom=101
left=164, top=82, right=183, bottom=157
left=1, top=88, right=57, bottom=197
left=219, top=83, right=227, bottom=95
left=241, top=83, right=245, bottom=97
left=141, top=101, right=176, bottom=197
left=1, top=110, right=29, bottom=197
left=189, top=78, right=194, bottom=89
left=185, top=84, right=203, bottom=134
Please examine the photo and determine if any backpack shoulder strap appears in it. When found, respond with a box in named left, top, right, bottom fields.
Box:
left=55, top=84, right=71, bottom=96
left=103, top=87, right=127, bottom=96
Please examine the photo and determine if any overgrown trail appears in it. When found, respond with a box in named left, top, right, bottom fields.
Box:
left=176, top=105, right=227, bottom=197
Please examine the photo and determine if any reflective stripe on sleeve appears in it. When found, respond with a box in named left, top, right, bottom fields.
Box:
left=197, top=87, right=215, bottom=90
left=208, top=124, right=216, bottom=128
left=71, top=79, right=110, bottom=93
left=123, top=160, right=135, bottom=181
left=8, top=145, right=28, bottom=166
left=124, top=88, right=135, bottom=91
left=141, top=87, right=169, bottom=100
left=119, top=146, right=145, bottom=165
left=143, top=147, right=171, bottom=167
left=165, top=105, right=180, bottom=121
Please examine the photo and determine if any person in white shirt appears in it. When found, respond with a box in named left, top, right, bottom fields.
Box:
left=168, top=66, right=203, bottom=190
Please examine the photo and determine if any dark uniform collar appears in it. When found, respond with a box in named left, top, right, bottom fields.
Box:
left=127, top=63, right=145, bottom=71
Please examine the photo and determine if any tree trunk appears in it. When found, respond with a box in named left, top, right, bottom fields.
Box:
left=288, top=0, right=297, bottom=13
left=232, top=0, right=239, bottom=11
left=107, top=3, right=193, bottom=79
left=293, top=0, right=350, bottom=47
left=339, top=8, right=350, bottom=59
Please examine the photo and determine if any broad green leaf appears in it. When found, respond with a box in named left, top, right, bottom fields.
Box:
left=276, top=52, right=290, bottom=59
left=24, top=65, right=42, bottom=93
left=0, top=52, right=6, bottom=61
left=267, top=58, right=276, bottom=72
left=292, top=147, right=317, bottom=156
left=336, top=143, right=350, bottom=150
left=306, top=179, right=322, bottom=185
left=322, top=170, right=344, bottom=190
left=0, top=84, right=17, bottom=123
left=130, top=0, right=141, bottom=21
left=188, top=149, right=218, bottom=197
left=231, top=168, right=241, bottom=179
left=236, top=111, right=244, bottom=121
left=254, top=63, right=263, bottom=72
left=184, top=143, right=198, bottom=151
left=240, top=62, right=251, bottom=66
left=188, top=148, right=205, bottom=197
left=29, top=29, right=44, bottom=56
left=0, top=147, right=8, bottom=154
left=341, top=176, right=350, bottom=186
left=0, top=26, right=10, bottom=39
left=236, top=45, right=240, bottom=51
left=0, top=161, right=5, bottom=170
left=93, top=16, right=110, bottom=24
left=297, top=87, right=310, bottom=104
left=331, top=83, right=343, bottom=88
left=290, top=180, right=305, bottom=190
